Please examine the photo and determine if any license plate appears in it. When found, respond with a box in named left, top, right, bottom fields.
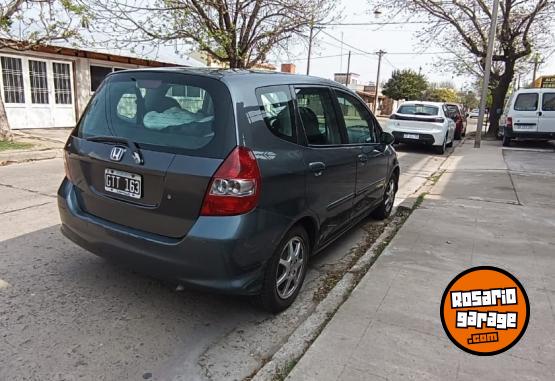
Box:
left=104, top=169, right=142, bottom=199
left=514, top=124, right=535, bottom=130
left=404, top=133, right=419, bottom=139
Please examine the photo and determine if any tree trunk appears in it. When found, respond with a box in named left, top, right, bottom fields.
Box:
left=487, top=60, right=515, bottom=137
left=0, top=97, right=13, bottom=142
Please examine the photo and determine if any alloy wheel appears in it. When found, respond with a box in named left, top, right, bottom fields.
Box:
left=276, top=237, right=305, bottom=299
left=384, top=178, right=396, bottom=213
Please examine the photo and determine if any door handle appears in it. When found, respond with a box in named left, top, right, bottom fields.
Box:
left=308, top=161, right=326, bottom=176
left=357, top=154, right=368, bottom=163
left=538, top=111, right=543, bottom=116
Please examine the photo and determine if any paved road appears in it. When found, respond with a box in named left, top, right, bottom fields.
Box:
left=0, top=142, right=456, bottom=380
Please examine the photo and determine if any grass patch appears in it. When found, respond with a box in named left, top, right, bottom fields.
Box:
left=0, top=140, right=33, bottom=151
left=413, top=192, right=428, bottom=209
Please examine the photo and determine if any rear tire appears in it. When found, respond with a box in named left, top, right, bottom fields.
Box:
left=435, top=135, right=447, bottom=154
left=255, top=226, right=309, bottom=313
left=502, top=135, right=511, bottom=147
left=372, top=175, right=397, bottom=220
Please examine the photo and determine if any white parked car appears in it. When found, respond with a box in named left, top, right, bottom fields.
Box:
left=499, top=88, right=555, bottom=146
left=468, top=108, right=480, bottom=118
left=384, top=101, right=456, bottom=154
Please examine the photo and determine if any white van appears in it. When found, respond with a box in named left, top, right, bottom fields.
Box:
left=500, top=88, right=555, bottom=146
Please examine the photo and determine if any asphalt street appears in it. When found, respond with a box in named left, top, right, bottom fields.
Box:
left=0, top=137, right=459, bottom=380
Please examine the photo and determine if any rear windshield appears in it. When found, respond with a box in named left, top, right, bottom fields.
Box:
left=514, top=93, right=538, bottom=111
left=397, top=104, right=439, bottom=116
left=77, top=71, right=235, bottom=158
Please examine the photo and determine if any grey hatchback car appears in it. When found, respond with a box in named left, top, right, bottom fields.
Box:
left=58, top=68, right=399, bottom=312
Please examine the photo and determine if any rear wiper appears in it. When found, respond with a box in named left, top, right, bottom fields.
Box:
left=86, top=135, right=144, bottom=164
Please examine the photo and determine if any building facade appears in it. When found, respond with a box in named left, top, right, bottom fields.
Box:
left=0, top=45, right=187, bottom=129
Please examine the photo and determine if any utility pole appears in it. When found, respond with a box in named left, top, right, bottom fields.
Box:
left=306, top=24, right=314, bottom=75
left=339, top=32, right=344, bottom=73
left=532, top=53, right=543, bottom=85
left=475, top=0, right=499, bottom=148
left=373, top=50, right=386, bottom=114
left=345, top=50, right=351, bottom=86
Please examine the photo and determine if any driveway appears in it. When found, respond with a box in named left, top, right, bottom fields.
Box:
left=0, top=143, right=457, bottom=380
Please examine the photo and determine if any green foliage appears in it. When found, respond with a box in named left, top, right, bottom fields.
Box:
left=382, top=69, right=428, bottom=101
left=423, top=87, right=460, bottom=103
left=458, top=91, right=479, bottom=109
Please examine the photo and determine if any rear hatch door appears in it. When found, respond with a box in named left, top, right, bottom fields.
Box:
left=66, top=70, right=235, bottom=238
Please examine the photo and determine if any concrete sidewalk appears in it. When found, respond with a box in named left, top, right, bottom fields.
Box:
left=287, top=140, right=555, bottom=380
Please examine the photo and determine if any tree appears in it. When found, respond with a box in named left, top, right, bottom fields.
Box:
left=458, top=90, right=479, bottom=109
left=382, top=69, right=427, bottom=101
left=423, top=87, right=459, bottom=103
left=0, top=1, right=89, bottom=141
left=85, top=0, right=336, bottom=69
left=372, top=0, right=555, bottom=136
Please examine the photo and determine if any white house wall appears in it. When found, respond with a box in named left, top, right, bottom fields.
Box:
left=0, top=48, right=145, bottom=129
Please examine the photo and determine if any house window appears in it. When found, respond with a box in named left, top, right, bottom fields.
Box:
left=53, top=62, right=72, bottom=104
left=1, top=56, right=25, bottom=103
left=29, top=60, right=49, bottom=104
left=90, top=65, right=113, bottom=91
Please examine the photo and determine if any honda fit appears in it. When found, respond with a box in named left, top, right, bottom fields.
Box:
left=58, top=68, right=399, bottom=312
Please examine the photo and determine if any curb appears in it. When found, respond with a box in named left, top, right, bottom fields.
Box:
left=251, top=144, right=456, bottom=381
left=0, top=148, right=62, bottom=166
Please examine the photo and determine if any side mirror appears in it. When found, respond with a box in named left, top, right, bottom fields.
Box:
left=380, top=131, right=395, bottom=145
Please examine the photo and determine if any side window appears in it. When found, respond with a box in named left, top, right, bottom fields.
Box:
left=542, top=93, right=555, bottom=111
left=514, top=93, right=538, bottom=111
left=335, top=92, right=377, bottom=143
left=295, top=87, right=341, bottom=145
left=257, top=86, right=296, bottom=143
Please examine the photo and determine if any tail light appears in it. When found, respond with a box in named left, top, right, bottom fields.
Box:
left=507, top=117, right=513, bottom=129
left=200, top=146, right=261, bottom=216
left=389, top=114, right=397, bottom=119
left=432, top=117, right=445, bottom=123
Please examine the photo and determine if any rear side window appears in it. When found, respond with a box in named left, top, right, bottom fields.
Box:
left=542, top=93, right=555, bottom=111
left=257, top=86, right=296, bottom=143
left=335, top=91, right=377, bottom=143
left=295, top=88, right=341, bottom=145
left=397, top=104, right=439, bottom=116
left=514, top=93, right=538, bottom=111
left=445, top=105, right=460, bottom=117
left=77, top=71, right=234, bottom=158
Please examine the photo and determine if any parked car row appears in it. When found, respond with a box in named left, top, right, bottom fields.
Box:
left=58, top=69, right=400, bottom=312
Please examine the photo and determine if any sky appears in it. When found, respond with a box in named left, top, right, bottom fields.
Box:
left=268, top=0, right=555, bottom=89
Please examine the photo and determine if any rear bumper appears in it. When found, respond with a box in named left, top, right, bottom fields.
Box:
left=389, top=130, right=441, bottom=145
left=503, top=126, right=555, bottom=140
left=385, top=123, right=445, bottom=146
left=57, top=179, right=292, bottom=295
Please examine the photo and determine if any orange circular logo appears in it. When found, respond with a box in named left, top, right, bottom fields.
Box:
left=440, top=266, right=529, bottom=355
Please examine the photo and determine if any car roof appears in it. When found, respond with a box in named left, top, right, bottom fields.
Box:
left=108, top=67, right=343, bottom=89
left=513, top=88, right=554, bottom=94
left=399, top=101, right=444, bottom=107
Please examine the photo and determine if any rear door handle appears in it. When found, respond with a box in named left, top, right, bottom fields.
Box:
left=538, top=111, right=543, bottom=116
left=308, top=161, right=326, bottom=176
left=357, top=154, right=368, bottom=163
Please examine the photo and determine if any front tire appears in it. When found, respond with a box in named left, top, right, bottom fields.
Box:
left=256, top=226, right=309, bottom=313
left=372, top=175, right=397, bottom=220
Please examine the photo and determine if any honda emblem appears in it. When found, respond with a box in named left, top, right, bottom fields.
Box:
left=110, top=146, right=126, bottom=161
